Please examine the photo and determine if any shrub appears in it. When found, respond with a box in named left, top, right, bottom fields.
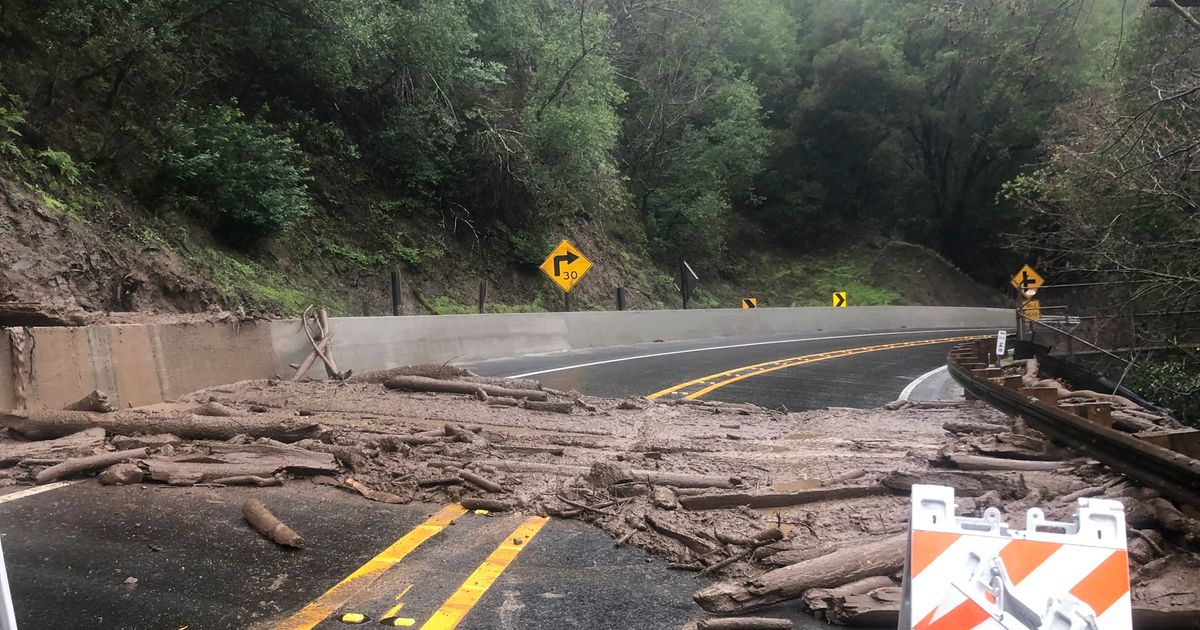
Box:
left=156, top=103, right=312, bottom=247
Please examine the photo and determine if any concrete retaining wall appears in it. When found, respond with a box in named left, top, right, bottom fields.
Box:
left=4, top=306, right=1013, bottom=410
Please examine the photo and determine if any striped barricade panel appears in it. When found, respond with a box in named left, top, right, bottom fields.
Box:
left=901, top=484, right=1131, bottom=630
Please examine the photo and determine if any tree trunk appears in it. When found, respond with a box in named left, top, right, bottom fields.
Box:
left=679, top=486, right=885, bottom=510
left=384, top=375, right=548, bottom=401
left=35, top=447, right=148, bottom=484
left=0, top=427, right=106, bottom=466
left=2, top=410, right=322, bottom=442
left=693, top=534, right=906, bottom=613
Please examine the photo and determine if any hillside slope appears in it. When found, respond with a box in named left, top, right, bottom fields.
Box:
left=0, top=175, right=1001, bottom=324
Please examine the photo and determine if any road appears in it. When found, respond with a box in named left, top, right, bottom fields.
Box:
left=467, top=327, right=978, bottom=409
left=2, top=327, right=983, bottom=629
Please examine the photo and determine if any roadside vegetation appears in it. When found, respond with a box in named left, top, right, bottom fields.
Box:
left=1, top=0, right=1197, bottom=409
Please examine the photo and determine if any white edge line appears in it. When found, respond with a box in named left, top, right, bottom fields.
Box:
left=506, top=328, right=992, bottom=378
left=0, top=480, right=81, bottom=505
left=899, top=365, right=949, bottom=401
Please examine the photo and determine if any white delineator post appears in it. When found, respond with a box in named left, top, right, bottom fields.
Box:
left=0, top=537, right=17, bottom=630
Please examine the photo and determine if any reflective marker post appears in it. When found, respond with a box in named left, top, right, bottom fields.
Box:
left=616, top=287, right=626, bottom=311
left=0, top=537, right=17, bottom=630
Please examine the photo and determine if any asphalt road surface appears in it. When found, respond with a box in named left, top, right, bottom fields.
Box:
left=468, top=327, right=988, bottom=408
left=2, top=326, right=988, bottom=629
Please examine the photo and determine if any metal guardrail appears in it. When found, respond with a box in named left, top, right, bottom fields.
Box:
left=946, top=340, right=1200, bottom=509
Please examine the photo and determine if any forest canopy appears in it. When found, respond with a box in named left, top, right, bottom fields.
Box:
left=0, top=0, right=1161, bottom=284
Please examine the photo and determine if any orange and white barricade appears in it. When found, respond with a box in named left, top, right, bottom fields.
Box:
left=900, top=484, right=1131, bottom=630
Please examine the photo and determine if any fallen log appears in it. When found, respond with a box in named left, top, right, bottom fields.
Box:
left=457, top=469, right=505, bottom=493
left=147, top=462, right=291, bottom=485
left=97, top=462, right=146, bottom=485
left=460, top=497, right=513, bottom=512
left=417, top=476, right=462, bottom=488
left=200, top=443, right=339, bottom=474
left=486, top=397, right=520, bottom=408
left=35, top=447, right=148, bottom=484
left=64, top=390, right=115, bottom=413
left=829, top=586, right=901, bottom=626
left=680, top=486, right=885, bottom=510
left=463, top=376, right=543, bottom=391
left=478, top=459, right=740, bottom=488
left=111, top=433, right=182, bottom=450
left=192, top=401, right=244, bottom=417
left=242, top=499, right=304, bottom=548
left=384, top=375, right=549, bottom=401
left=293, top=441, right=368, bottom=471
left=880, top=470, right=1025, bottom=498
left=694, top=534, right=906, bottom=613
left=942, top=421, right=1007, bottom=435
left=1, top=410, right=322, bottom=442
left=645, top=514, right=717, bottom=555
left=802, top=576, right=895, bottom=620
left=0, top=427, right=105, bottom=466
left=1114, top=412, right=1159, bottom=433
left=344, top=477, right=405, bottom=504
left=695, top=618, right=792, bottom=629
left=207, top=475, right=281, bottom=487
left=291, top=332, right=332, bottom=380
left=521, top=399, right=574, bottom=414
left=702, top=529, right=785, bottom=576
left=823, top=469, right=866, bottom=486
left=946, top=454, right=1066, bottom=472
left=1149, top=498, right=1200, bottom=543
left=495, top=444, right=565, bottom=457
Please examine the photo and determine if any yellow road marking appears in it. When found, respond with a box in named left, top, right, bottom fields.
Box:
left=418, top=516, right=550, bottom=630
left=274, top=504, right=468, bottom=630
left=380, top=585, right=414, bottom=621
left=648, top=335, right=987, bottom=401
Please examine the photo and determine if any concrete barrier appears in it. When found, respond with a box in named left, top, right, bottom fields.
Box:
left=4, top=306, right=1013, bottom=410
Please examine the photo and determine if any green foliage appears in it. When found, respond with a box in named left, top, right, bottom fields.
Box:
left=36, top=149, right=84, bottom=185
left=1129, top=361, right=1200, bottom=427
left=156, top=104, right=313, bottom=246
left=0, top=90, right=24, bottom=160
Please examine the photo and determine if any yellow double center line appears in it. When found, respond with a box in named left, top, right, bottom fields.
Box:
left=274, top=507, right=549, bottom=630
left=648, top=335, right=988, bottom=401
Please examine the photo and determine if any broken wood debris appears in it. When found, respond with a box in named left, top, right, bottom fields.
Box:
left=1, top=410, right=322, bottom=442
left=695, top=618, right=792, bottom=630
left=679, top=486, right=885, bottom=511
left=36, top=447, right=148, bottom=484
left=242, top=499, right=304, bottom=548
left=694, top=533, right=906, bottom=613
left=383, top=375, right=548, bottom=401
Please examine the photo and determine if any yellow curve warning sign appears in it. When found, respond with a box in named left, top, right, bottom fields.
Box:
left=538, top=239, right=592, bottom=293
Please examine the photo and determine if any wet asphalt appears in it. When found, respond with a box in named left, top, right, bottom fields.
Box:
left=0, top=327, right=986, bottom=629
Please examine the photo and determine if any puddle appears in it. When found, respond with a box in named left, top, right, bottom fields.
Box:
left=772, top=478, right=820, bottom=492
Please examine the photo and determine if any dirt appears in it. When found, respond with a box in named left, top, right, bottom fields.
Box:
left=3, top=369, right=1195, bottom=623
left=0, top=176, right=231, bottom=325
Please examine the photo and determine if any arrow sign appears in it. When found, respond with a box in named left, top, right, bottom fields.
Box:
left=832, top=292, right=847, bottom=308
left=553, top=251, right=579, bottom=276
left=539, top=240, right=592, bottom=293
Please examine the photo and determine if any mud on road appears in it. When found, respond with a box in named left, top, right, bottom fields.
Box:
left=2, top=367, right=1198, bottom=626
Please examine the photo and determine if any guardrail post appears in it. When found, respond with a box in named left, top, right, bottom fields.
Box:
left=390, top=270, right=403, bottom=316
left=478, top=280, right=487, bottom=314
left=616, top=287, right=626, bottom=311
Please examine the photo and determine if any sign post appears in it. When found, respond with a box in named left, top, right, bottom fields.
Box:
left=679, top=261, right=699, bottom=309
left=538, top=239, right=592, bottom=311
